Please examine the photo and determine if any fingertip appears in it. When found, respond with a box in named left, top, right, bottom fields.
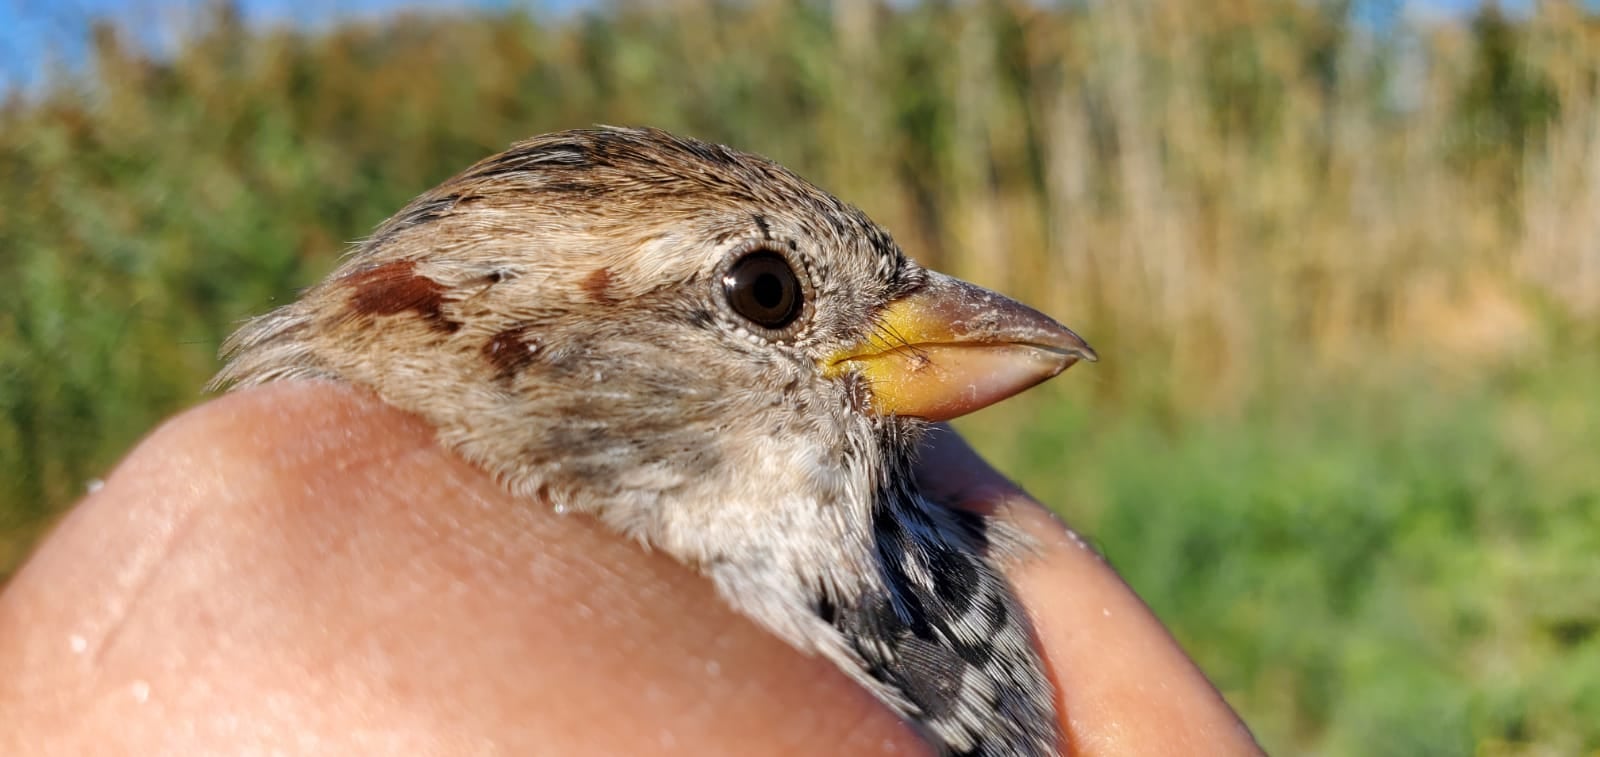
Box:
left=1000, top=500, right=1264, bottom=756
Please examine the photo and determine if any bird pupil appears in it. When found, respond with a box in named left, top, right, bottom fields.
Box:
left=723, top=250, right=802, bottom=332
left=753, top=273, right=783, bottom=310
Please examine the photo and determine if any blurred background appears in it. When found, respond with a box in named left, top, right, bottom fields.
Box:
left=3, top=0, right=1598, bottom=752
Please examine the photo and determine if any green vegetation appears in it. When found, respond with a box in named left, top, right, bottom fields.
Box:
left=3, top=1, right=1597, bottom=752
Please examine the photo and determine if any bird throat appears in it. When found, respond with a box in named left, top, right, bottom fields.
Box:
left=823, top=434, right=1059, bottom=757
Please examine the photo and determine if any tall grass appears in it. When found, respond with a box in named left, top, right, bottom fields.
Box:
left=2, top=1, right=1597, bottom=752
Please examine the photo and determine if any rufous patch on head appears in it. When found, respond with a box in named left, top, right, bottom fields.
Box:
left=343, top=260, right=461, bottom=333
left=580, top=267, right=618, bottom=306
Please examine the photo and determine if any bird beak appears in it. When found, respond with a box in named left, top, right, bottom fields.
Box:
left=824, top=271, right=1097, bottom=422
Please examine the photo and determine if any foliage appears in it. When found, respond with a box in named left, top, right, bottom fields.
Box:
left=3, top=0, right=1598, bottom=752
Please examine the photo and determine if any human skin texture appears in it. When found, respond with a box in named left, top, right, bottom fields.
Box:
left=0, top=382, right=1263, bottom=755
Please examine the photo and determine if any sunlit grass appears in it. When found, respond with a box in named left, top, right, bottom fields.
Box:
left=3, top=1, right=1598, bottom=752
left=963, top=346, right=1600, bottom=752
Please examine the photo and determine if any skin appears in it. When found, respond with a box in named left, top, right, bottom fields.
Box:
left=0, top=382, right=1262, bottom=756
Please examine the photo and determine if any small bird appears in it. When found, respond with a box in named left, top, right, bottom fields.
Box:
left=212, top=127, right=1095, bottom=756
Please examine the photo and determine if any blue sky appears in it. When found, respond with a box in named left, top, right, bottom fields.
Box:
left=0, top=0, right=1543, bottom=95
left=0, top=0, right=532, bottom=89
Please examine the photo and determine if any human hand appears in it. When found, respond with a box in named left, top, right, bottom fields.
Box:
left=0, top=381, right=1260, bottom=755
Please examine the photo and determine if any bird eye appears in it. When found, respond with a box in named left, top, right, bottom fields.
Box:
left=722, top=251, right=803, bottom=331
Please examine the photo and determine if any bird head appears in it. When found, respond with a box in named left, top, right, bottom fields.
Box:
left=214, top=127, right=1093, bottom=555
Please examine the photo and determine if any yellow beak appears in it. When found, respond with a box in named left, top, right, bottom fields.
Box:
left=823, top=271, right=1096, bottom=422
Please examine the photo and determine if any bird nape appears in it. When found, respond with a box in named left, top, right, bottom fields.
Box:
left=211, top=126, right=1095, bottom=756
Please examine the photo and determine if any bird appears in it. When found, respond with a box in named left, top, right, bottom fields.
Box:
left=211, top=127, right=1096, bottom=756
